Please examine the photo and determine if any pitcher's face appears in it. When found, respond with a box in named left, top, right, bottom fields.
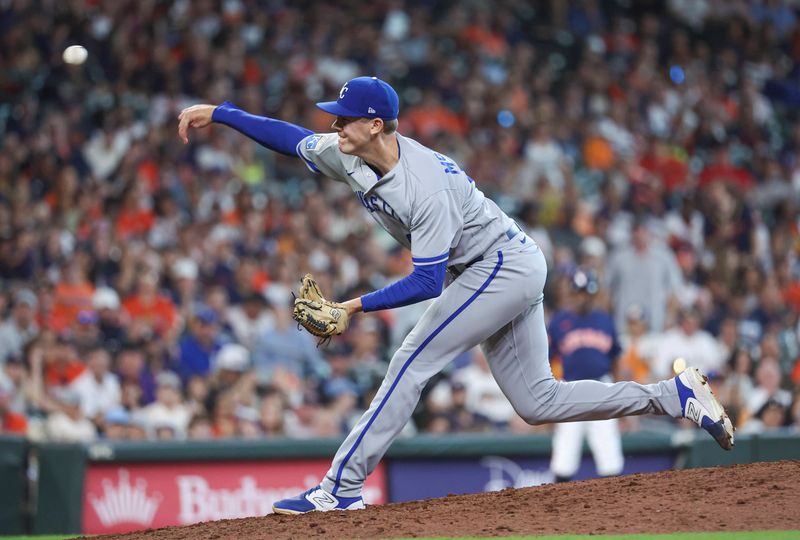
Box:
left=332, top=116, right=381, bottom=155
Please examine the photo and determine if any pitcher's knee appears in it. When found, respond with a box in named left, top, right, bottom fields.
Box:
left=514, top=376, right=561, bottom=425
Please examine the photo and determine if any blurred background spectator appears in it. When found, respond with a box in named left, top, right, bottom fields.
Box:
left=0, top=0, right=799, bottom=441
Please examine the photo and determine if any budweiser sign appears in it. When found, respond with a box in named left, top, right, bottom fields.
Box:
left=82, top=460, right=387, bottom=534
left=88, top=469, right=162, bottom=528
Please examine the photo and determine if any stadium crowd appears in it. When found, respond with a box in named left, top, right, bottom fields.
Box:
left=1, top=0, right=799, bottom=443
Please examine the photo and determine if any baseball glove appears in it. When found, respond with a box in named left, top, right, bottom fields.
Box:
left=299, top=273, right=326, bottom=303
left=293, top=274, right=350, bottom=342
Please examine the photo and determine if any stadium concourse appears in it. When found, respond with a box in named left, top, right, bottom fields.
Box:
left=0, top=0, right=799, bottom=448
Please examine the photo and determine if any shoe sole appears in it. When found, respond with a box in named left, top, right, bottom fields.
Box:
left=272, top=505, right=304, bottom=515
left=685, top=368, right=735, bottom=450
left=272, top=502, right=365, bottom=515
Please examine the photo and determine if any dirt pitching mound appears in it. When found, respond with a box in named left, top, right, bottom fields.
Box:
left=89, top=460, right=800, bottom=539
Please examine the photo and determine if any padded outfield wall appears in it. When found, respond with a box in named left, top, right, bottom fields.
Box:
left=0, top=430, right=797, bottom=535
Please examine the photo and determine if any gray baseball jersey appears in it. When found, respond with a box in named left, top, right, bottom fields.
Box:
left=297, top=131, right=683, bottom=498
left=297, top=132, right=514, bottom=268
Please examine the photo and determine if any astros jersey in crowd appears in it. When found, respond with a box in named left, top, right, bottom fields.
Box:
left=548, top=308, right=621, bottom=382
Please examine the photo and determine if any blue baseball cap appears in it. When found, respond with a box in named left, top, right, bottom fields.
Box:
left=317, top=76, right=399, bottom=120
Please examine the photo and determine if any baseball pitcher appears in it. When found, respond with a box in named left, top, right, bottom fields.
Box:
left=178, top=76, right=734, bottom=514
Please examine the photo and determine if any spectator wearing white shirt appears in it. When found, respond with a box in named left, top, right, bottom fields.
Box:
left=227, top=293, right=274, bottom=351
left=139, top=371, right=191, bottom=439
left=70, top=347, right=121, bottom=422
left=651, top=308, right=727, bottom=380
left=606, top=218, right=683, bottom=333
left=46, top=387, right=97, bottom=443
left=453, top=349, right=515, bottom=426
left=744, top=357, right=792, bottom=423
left=516, top=123, right=568, bottom=195
left=0, top=289, right=39, bottom=364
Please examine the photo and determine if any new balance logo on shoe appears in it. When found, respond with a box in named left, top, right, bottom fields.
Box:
left=686, top=398, right=702, bottom=424
left=307, top=490, right=337, bottom=509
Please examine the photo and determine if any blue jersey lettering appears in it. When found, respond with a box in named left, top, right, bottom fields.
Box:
left=433, top=152, right=460, bottom=174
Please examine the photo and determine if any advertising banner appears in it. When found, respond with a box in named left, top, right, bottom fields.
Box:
left=82, top=460, right=387, bottom=534
left=388, top=453, right=676, bottom=502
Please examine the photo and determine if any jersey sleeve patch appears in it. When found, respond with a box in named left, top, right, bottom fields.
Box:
left=296, top=139, right=321, bottom=173
left=305, top=134, right=323, bottom=150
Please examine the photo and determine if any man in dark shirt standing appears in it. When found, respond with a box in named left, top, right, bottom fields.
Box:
left=548, top=269, right=623, bottom=482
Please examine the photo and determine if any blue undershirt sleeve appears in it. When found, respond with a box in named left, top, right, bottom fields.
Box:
left=211, top=101, right=313, bottom=157
left=360, top=261, right=447, bottom=312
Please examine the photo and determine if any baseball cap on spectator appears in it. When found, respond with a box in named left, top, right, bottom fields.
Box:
left=215, top=343, right=250, bottom=372
left=324, top=342, right=353, bottom=358
left=323, top=378, right=359, bottom=399
left=173, top=257, right=199, bottom=280
left=156, top=371, right=182, bottom=390
left=77, top=310, right=98, bottom=325
left=316, top=76, right=400, bottom=120
left=14, top=288, right=37, bottom=308
left=244, top=292, right=268, bottom=306
left=678, top=305, right=700, bottom=321
left=5, top=353, right=24, bottom=366
left=195, top=305, right=218, bottom=324
left=625, top=304, right=647, bottom=323
left=571, top=268, right=599, bottom=295
left=93, top=287, right=120, bottom=310
left=105, top=408, right=131, bottom=426
left=580, top=236, right=607, bottom=259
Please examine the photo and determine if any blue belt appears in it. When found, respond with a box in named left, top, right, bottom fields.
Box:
left=449, top=224, right=520, bottom=277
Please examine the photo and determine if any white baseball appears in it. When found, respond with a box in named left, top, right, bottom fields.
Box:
left=63, top=45, right=88, bottom=65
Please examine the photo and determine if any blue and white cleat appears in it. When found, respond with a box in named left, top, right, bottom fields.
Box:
left=675, top=367, right=734, bottom=450
left=272, top=485, right=365, bottom=515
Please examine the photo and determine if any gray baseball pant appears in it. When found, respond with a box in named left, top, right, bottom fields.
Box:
left=321, top=235, right=682, bottom=497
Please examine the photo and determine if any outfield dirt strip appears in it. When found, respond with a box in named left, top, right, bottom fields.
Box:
left=87, top=460, right=800, bottom=539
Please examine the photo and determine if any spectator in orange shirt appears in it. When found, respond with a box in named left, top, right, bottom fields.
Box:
left=115, top=183, right=155, bottom=240
left=0, top=378, right=26, bottom=435
left=122, top=271, right=179, bottom=341
left=50, top=258, right=95, bottom=334
left=404, top=91, right=467, bottom=139
left=617, top=305, right=657, bottom=384
left=43, top=335, right=86, bottom=388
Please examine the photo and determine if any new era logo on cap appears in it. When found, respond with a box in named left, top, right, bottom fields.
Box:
left=316, top=76, right=399, bottom=120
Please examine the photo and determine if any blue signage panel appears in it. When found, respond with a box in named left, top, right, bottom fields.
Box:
left=388, top=453, right=676, bottom=502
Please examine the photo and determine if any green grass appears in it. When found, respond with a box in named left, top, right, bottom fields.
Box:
left=0, top=536, right=79, bottom=540
left=7, top=530, right=797, bottom=539
left=401, top=532, right=800, bottom=540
